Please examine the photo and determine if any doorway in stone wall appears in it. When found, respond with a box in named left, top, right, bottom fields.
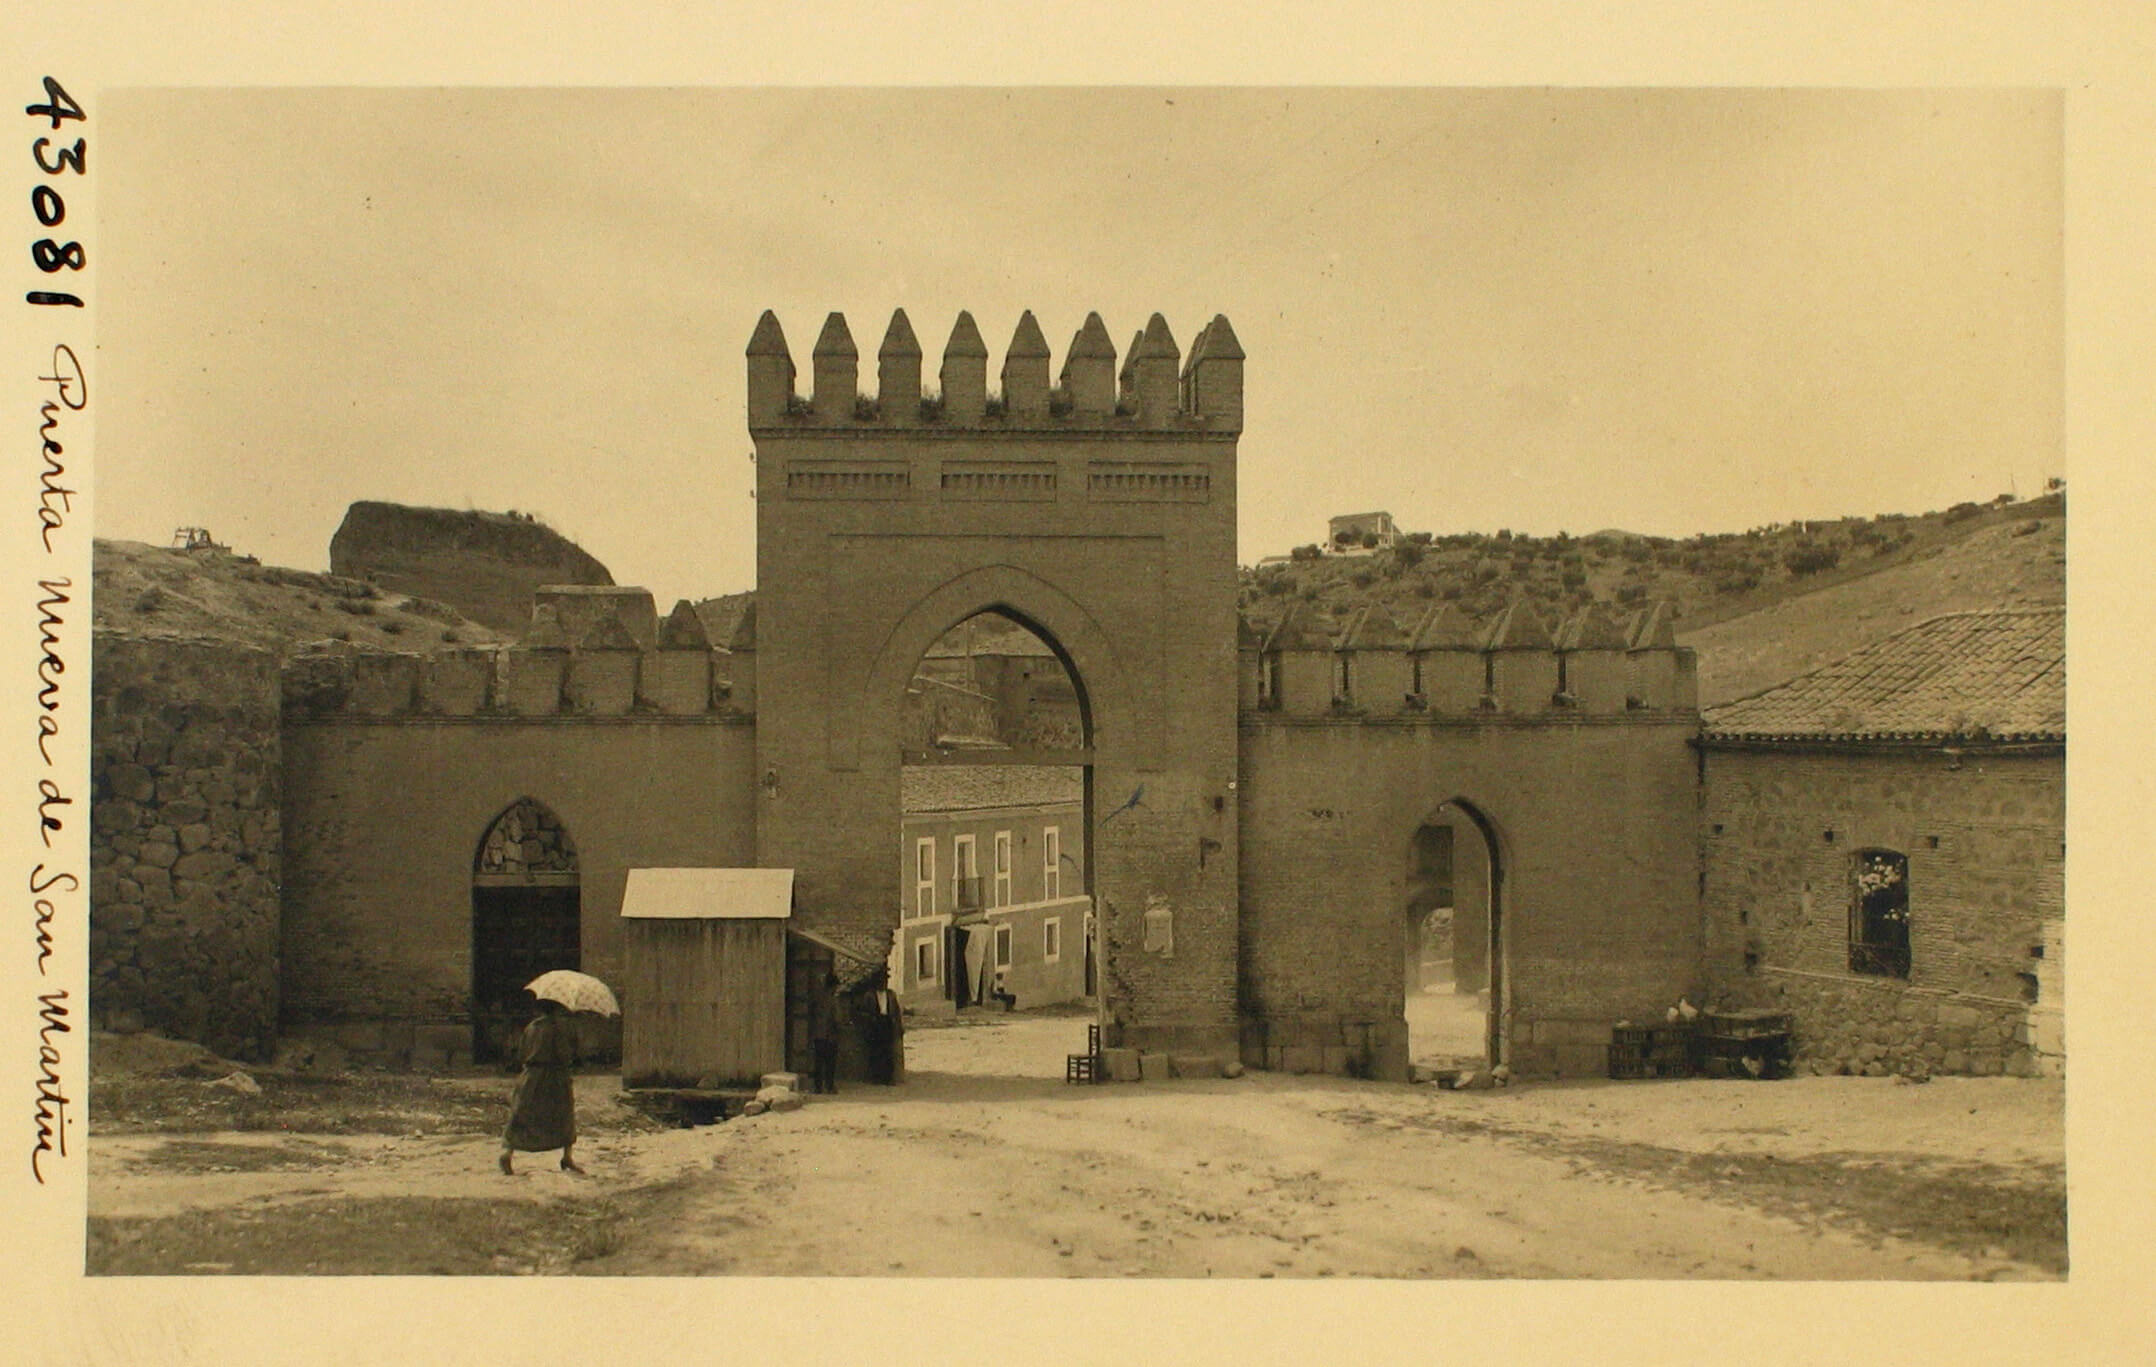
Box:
left=471, top=797, right=581, bottom=1064
left=1404, top=799, right=1503, bottom=1068
left=896, top=609, right=1097, bottom=1081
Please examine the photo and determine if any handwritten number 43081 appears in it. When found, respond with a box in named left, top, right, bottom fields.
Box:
left=26, top=76, right=85, bottom=308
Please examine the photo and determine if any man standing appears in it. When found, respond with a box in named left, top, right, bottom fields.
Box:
left=854, top=967, right=904, bottom=1084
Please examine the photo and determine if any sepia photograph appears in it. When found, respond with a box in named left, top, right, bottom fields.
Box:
left=64, top=83, right=2078, bottom=1286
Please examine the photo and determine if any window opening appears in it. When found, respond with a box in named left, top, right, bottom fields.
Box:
left=1849, top=848, right=1911, bottom=978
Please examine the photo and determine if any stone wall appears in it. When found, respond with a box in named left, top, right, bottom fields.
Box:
left=90, top=632, right=283, bottom=1060
left=1701, top=744, right=2065, bottom=1076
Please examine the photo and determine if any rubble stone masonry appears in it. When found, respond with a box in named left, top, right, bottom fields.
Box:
left=1701, top=745, right=2064, bottom=1077
left=90, top=633, right=283, bottom=1060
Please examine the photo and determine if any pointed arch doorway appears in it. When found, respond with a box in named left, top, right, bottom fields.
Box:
left=471, top=797, right=582, bottom=1063
left=894, top=605, right=1097, bottom=1075
left=1404, top=798, right=1504, bottom=1068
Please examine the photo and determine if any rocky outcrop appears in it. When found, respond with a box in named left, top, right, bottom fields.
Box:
left=329, top=502, right=612, bottom=637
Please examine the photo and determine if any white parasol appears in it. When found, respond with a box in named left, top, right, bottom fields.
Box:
left=524, top=969, right=621, bottom=1017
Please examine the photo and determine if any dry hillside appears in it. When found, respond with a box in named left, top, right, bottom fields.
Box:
left=1240, top=493, right=2064, bottom=705
left=94, top=539, right=506, bottom=654
left=1681, top=513, right=2063, bottom=706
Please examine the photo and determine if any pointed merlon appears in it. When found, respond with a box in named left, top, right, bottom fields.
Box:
left=1136, top=312, right=1181, bottom=361
left=1570, top=607, right=1630, bottom=651
left=659, top=600, right=712, bottom=650
left=814, top=312, right=857, bottom=358
left=1007, top=310, right=1051, bottom=358
left=1199, top=313, right=1243, bottom=360
left=945, top=310, right=989, bottom=358
left=747, top=309, right=791, bottom=357
left=1129, top=313, right=1182, bottom=422
left=940, top=311, right=989, bottom=420
left=1262, top=603, right=1332, bottom=654
left=1629, top=600, right=1678, bottom=649
left=1337, top=603, right=1409, bottom=651
left=1121, top=331, right=1145, bottom=391
left=1003, top=311, right=1051, bottom=414
left=1409, top=603, right=1481, bottom=651
left=811, top=313, right=858, bottom=419
left=1062, top=312, right=1118, bottom=413
left=745, top=310, right=797, bottom=422
left=727, top=600, right=758, bottom=653
left=877, top=309, right=922, bottom=421
left=1483, top=599, right=1553, bottom=650
left=879, top=309, right=920, bottom=358
left=1067, top=312, right=1117, bottom=358
left=1185, top=313, right=1244, bottom=428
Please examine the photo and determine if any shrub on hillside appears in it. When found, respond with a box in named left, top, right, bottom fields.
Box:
left=1783, top=542, right=1843, bottom=577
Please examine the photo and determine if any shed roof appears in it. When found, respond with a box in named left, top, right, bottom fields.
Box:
left=1701, top=607, right=2064, bottom=744
left=620, top=867, right=794, bottom=919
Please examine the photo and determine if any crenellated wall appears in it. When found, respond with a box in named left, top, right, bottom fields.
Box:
left=1237, top=597, right=1704, bottom=1079
left=1251, top=598, right=1697, bottom=722
left=275, top=598, right=756, bottom=1068
left=749, top=305, right=1243, bottom=433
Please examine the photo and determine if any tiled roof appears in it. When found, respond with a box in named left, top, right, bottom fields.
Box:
left=1701, top=607, right=2063, bottom=743
left=901, top=765, right=1085, bottom=814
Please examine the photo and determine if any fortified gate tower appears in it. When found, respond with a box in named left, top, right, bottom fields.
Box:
left=747, top=307, right=1245, bottom=1056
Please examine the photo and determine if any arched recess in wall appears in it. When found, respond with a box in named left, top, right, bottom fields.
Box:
left=1403, top=797, right=1507, bottom=1068
left=846, top=563, right=1142, bottom=768
left=470, top=797, right=581, bottom=1064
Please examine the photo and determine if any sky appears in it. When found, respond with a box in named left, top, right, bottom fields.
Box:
left=97, top=87, right=2062, bottom=608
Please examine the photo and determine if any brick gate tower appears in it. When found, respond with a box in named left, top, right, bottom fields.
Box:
left=747, top=307, right=1245, bottom=1056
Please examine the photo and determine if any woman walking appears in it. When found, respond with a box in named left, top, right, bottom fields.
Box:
left=500, top=997, right=583, bottom=1175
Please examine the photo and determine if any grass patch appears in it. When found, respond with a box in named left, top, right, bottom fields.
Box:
left=88, top=1193, right=636, bottom=1276
left=136, top=1138, right=348, bottom=1174
left=91, top=1070, right=663, bottom=1139
left=1331, top=1107, right=2066, bottom=1274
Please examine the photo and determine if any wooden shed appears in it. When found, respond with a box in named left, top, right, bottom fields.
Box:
left=620, top=867, right=794, bottom=1089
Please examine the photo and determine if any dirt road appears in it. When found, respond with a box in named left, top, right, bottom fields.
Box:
left=87, top=1014, right=2063, bottom=1279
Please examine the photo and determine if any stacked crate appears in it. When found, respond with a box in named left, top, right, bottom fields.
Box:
left=1608, top=1022, right=1695, bottom=1079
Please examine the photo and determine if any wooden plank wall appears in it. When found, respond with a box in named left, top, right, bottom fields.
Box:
left=622, top=919, right=785, bottom=1086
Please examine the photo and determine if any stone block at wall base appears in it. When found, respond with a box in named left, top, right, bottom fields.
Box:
left=1102, top=1047, right=1142, bottom=1082
left=1278, top=1045, right=1323, bottom=1074
left=1138, top=1052, right=1171, bottom=1082
left=1169, top=1054, right=1220, bottom=1079
left=1117, top=1022, right=1240, bottom=1059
